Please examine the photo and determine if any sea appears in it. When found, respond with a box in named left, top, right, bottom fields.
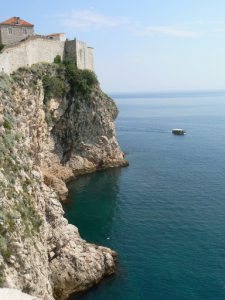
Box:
left=64, top=91, right=225, bottom=300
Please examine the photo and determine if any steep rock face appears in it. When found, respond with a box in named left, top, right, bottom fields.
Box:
left=25, top=64, right=127, bottom=200
left=0, top=64, right=127, bottom=299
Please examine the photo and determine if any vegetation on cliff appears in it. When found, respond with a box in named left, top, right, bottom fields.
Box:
left=42, top=59, right=98, bottom=103
left=0, top=44, right=4, bottom=52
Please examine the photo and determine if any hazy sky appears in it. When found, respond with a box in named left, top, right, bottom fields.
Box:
left=2, top=0, right=225, bottom=92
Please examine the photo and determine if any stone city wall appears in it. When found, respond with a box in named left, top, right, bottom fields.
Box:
left=0, top=36, right=94, bottom=75
left=74, top=40, right=94, bottom=70
left=0, top=36, right=65, bottom=74
left=86, top=47, right=94, bottom=71
left=65, top=40, right=94, bottom=71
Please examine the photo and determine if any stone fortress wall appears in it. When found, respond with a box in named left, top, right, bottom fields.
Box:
left=74, top=40, right=94, bottom=70
left=0, top=36, right=64, bottom=74
left=64, top=40, right=94, bottom=71
left=0, top=36, right=94, bottom=74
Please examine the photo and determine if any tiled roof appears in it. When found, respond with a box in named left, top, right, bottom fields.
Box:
left=0, top=17, right=33, bottom=27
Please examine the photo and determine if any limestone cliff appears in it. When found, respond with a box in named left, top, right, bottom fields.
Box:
left=0, top=63, right=127, bottom=299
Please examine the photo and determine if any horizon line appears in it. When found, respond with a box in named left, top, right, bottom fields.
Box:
left=108, top=89, right=225, bottom=95
left=108, top=89, right=225, bottom=99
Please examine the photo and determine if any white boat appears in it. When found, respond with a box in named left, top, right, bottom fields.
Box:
left=172, top=128, right=186, bottom=135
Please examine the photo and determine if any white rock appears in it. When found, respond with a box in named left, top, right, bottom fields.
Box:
left=0, top=288, right=42, bottom=300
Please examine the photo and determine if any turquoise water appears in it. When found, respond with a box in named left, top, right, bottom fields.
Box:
left=64, top=92, right=225, bottom=300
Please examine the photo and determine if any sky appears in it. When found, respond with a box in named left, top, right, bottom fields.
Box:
left=1, top=0, right=225, bottom=93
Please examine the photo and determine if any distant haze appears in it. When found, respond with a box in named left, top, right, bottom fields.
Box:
left=2, top=0, right=225, bottom=92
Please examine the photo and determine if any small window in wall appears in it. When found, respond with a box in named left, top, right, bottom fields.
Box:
left=8, top=28, right=12, bottom=34
left=22, top=28, right=27, bottom=35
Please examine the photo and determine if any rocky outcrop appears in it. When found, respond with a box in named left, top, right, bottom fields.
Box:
left=0, top=64, right=127, bottom=299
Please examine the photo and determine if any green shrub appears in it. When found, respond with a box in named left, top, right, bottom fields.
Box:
left=3, top=119, right=12, bottom=130
left=0, top=263, right=5, bottom=287
left=81, top=69, right=99, bottom=87
left=0, top=44, right=4, bottom=52
left=63, top=61, right=98, bottom=96
left=42, top=75, right=68, bottom=103
left=54, top=55, right=62, bottom=64
left=0, top=75, right=12, bottom=94
left=42, top=61, right=98, bottom=102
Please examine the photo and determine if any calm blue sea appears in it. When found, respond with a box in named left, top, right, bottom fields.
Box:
left=64, top=91, right=225, bottom=300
